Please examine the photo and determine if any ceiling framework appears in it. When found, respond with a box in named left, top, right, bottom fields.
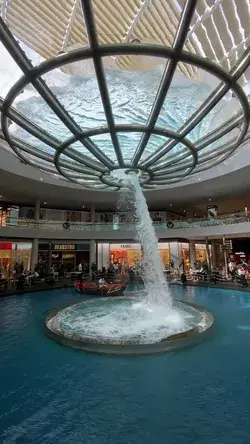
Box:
left=0, top=0, right=249, bottom=190
left=0, top=0, right=249, bottom=82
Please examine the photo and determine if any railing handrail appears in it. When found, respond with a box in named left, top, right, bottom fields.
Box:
left=1, top=211, right=250, bottom=231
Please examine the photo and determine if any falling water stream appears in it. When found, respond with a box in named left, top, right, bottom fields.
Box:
left=123, top=171, right=172, bottom=307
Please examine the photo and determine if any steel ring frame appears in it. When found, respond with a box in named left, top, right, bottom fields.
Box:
left=53, top=125, right=197, bottom=186
left=1, top=44, right=249, bottom=189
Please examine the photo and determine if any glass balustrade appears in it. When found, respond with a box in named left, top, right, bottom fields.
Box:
left=1, top=212, right=250, bottom=231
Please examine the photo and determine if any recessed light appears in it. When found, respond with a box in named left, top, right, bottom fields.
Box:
left=209, top=198, right=211, bottom=201
left=82, top=205, right=85, bottom=208
left=198, top=178, right=201, bottom=181
left=40, top=178, right=43, bottom=181
left=0, top=195, right=2, bottom=198
left=44, top=202, right=47, bottom=205
left=183, top=210, right=186, bottom=212
left=169, top=204, right=172, bottom=207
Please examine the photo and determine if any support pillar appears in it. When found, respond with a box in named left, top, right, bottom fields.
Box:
left=189, top=240, right=196, bottom=268
left=30, top=199, right=40, bottom=271
left=30, top=238, right=38, bottom=271
left=205, top=238, right=211, bottom=270
left=90, top=204, right=95, bottom=223
left=89, top=239, right=96, bottom=274
left=223, top=237, right=228, bottom=278
left=48, top=240, right=52, bottom=272
left=211, top=240, right=218, bottom=269
left=34, top=198, right=40, bottom=220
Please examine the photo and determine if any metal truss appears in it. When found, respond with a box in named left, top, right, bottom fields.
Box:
left=0, top=0, right=249, bottom=190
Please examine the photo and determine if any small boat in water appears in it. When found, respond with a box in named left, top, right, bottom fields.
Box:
left=74, top=280, right=126, bottom=296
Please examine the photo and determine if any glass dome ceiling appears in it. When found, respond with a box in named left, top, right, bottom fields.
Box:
left=0, top=0, right=249, bottom=190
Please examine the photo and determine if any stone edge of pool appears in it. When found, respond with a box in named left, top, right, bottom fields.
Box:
left=44, top=300, right=215, bottom=356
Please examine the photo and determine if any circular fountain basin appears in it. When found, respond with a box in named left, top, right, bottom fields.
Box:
left=45, top=297, right=214, bottom=355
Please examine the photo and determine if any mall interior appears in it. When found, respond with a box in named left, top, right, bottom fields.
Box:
left=0, top=1, right=250, bottom=443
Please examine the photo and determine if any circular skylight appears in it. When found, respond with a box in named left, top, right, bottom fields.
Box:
left=0, top=0, right=249, bottom=190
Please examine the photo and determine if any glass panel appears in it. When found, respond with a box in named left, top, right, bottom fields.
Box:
left=58, top=156, right=100, bottom=178
left=117, top=132, right=142, bottom=164
left=8, top=125, right=55, bottom=155
left=189, top=89, right=242, bottom=141
left=103, top=56, right=163, bottom=126
left=66, top=142, right=109, bottom=171
left=151, top=142, right=193, bottom=170
left=89, top=134, right=116, bottom=163
left=12, top=87, right=73, bottom=139
left=140, top=134, right=170, bottom=162
left=197, top=127, right=240, bottom=157
left=41, top=60, right=107, bottom=130
left=0, top=42, right=22, bottom=99
left=156, top=63, right=219, bottom=139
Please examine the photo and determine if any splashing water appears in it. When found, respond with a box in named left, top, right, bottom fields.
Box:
left=115, top=170, right=172, bottom=308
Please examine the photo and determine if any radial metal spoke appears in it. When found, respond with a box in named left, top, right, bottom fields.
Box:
left=150, top=111, right=245, bottom=172
left=0, top=17, right=113, bottom=169
left=132, top=0, right=198, bottom=166
left=142, top=46, right=250, bottom=169
left=80, top=0, right=124, bottom=167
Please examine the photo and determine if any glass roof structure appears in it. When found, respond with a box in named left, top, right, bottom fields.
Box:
left=0, top=0, right=249, bottom=190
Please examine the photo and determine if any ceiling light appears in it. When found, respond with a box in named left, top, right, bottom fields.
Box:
left=40, top=178, right=43, bottom=181
left=82, top=205, right=85, bottom=208
left=198, top=178, right=201, bottom=181
left=44, top=202, right=47, bottom=205
left=209, top=198, right=211, bottom=201
left=169, top=204, right=172, bottom=207
left=183, top=210, right=186, bottom=212
left=0, top=195, right=2, bottom=198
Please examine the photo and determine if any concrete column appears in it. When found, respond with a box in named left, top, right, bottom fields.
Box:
left=34, top=198, right=40, bottom=220
left=205, top=238, right=211, bottom=270
left=211, top=240, right=218, bottom=268
left=30, top=199, right=40, bottom=271
left=189, top=240, right=196, bottom=268
left=30, top=238, right=38, bottom=271
left=89, top=239, right=96, bottom=273
left=90, top=204, right=95, bottom=223
left=48, top=240, right=52, bottom=271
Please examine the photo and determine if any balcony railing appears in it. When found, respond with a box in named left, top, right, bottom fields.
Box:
left=1, top=212, right=250, bottom=231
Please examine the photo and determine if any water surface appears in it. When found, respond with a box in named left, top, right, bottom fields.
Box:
left=1, top=285, right=250, bottom=444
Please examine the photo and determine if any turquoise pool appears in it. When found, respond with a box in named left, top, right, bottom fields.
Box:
left=1, top=285, right=250, bottom=443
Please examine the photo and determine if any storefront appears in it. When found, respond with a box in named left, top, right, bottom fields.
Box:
left=97, top=241, right=209, bottom=272
left=98, top=242, right=171, bottom=270
left=0, top=242, right=32, bottom=276
left=38, top=243, right=90, bottom=271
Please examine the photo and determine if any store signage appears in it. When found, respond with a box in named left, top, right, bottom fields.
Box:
left=53, top=244, right=75, bottom=250
left=120, top=244, right=131, bottom=249
left=0, top=242, right=12, bottom=250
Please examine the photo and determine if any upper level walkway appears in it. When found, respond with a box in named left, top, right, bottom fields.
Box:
left=1, top=212, right=250, bottom=240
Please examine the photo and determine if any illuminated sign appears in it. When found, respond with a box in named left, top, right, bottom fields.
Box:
left=53, top=244, right=75, bottom=250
